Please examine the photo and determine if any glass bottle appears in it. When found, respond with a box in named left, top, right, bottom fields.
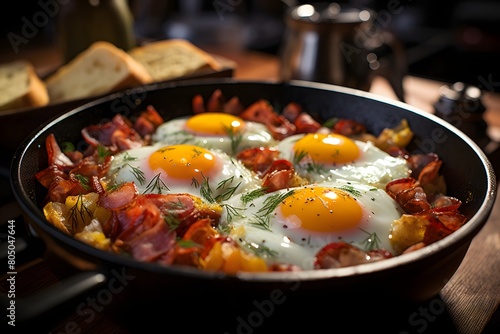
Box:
left=56, top=0, right=136, bottom=63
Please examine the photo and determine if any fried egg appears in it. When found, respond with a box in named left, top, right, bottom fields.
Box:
left=107, top=143, right=260, bottom=200
left=152, top=112, right=276, bottom=155
left=277, top=133, right=410, bottom=188
left=221, top=180, right=404, bottom=270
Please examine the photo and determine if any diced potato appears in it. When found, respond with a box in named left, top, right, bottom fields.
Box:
left=240, top=251, right=268, bottom=272
left=376, top=119, right=414, bottom=149
left=201, top=241, right=224, bottom=271
left=43, top=192, right=111, bottom=235
left=75, top=230, right=111, bottom=251
left=64, top=193, right=99, bottom=232
left=93, top=206, right=112, bottom=225
left=201, top=240, right=268, bottom=273
left=389, top=214, right=428, bottom=254
left=43, top=202, right=71, bottom=235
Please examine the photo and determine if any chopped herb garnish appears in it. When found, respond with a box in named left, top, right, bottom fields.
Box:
left=127, top=164, right=146, bottom=185
left=62, top=142, right=75, bottom=153
left=221, top=203, right=244, bottom=223
left=249, top=214, right=272, bottom=231
left=293, top=150, right=327, bottom=175
left=239, top=239, right=278, bottom=258
left=339, top=185, right=362, bottom=197
left=67, top=194, right=92, bottom=232
left=176, top=239, right=202, bottom=249
left=97, top=145, right=112, bottom=162
left=224, top=125, right=243, bottom=155
left=249, top=189, right=295, bottom=230
left=257, top=189, right=295, bottom=217
left=241, top=187, right=268, bottom=204
left=199, top=176, right=216, bottom=203
left=360, top=229, right=380, bottom=251
left=215, top=176, right=241, bottom=202
left=164, top=212, right=181, bottom=230
left=322, top=117, right=339, bottom=129
left=122, top=152, right=138, bottom=162
left=293, top=150, right=309, bottom=166
left=73, top=174, right=91, bottom=191
left=144, top=173, right=170, bottom=194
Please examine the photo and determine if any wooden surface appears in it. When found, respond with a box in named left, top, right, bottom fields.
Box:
left=1, top=45, right=499, bottom=333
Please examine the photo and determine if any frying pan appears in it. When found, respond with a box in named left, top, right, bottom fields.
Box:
left=8, top=79, right=497, bottom=332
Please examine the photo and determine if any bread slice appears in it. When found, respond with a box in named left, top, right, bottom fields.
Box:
left=128, top=39, right=222, bottom=82
left=45, top=41, right=153, bottom=103
left=0, top=60, right=49, bottom=111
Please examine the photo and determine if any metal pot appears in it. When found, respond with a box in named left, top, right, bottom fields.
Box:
left=279, top=2, right=407, bottom=101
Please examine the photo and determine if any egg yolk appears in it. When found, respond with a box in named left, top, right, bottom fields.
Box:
left=294, top=133, right=360, bottom=164
left=149, top=144, right=218, bottom=181
left=185, top=112, right=246, bottom=136
left=280, top=187, right=363, bottom=232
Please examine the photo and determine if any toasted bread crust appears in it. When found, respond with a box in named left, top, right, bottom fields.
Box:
left=128, top=39, right=222, bottom=82
left=45, top=41, right=153, bottom=102
left=0, top=60, right=49, bottom=111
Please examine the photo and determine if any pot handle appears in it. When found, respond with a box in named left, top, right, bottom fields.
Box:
left=0, top=227, right=108, bottom=325
left=369, top=31, right=407, bottom=102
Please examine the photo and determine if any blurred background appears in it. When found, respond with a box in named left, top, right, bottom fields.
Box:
left=0, top=0, right=499, bottom=91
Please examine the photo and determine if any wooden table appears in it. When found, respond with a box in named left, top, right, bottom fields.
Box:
left=1, top=46, right=499, bottom=334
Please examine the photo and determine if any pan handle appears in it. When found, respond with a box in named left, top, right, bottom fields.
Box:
left=0, top=218, right=108, bottom=326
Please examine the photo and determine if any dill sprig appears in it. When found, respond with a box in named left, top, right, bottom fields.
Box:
left=258, top=190, right=295, bottom=217
left=191, top=147, right=203, bottom=158
left=198, top=176, right=215, bottom=203
left=239, top=239, right=278, bottom=258
left=221, top=203, right=244, bottom=223
left=224, top=125, right=243, bottom=155
left=293, top=150, right=309, bottom=166
left=215, top=176, right=241, bottom=202
left=127, top=164, right=146, bottom=185
left=61, top=142, right=75, bottom=153
left=163, top=199, right=187, bottom=230
left=176, top=239, right=202, bottom=249
left=241, top=187, right=268, bottom=204
left=249, top=214, right=272, bottom=231
left=164, top=213, right=181, bottom=230
left=217, top=221, right=233, bottom=234
left=67, top=194, right=93, bottom=232
left=305, top=160, right=327, bottom=175
left=144, top=173, right=170, bottom=194
left=73, top=174, right=91, bottom=191
left=322, top=117, right=339, bottom=129
left=97, top=144, right=112, bottom=162
left=122, top=152, right=138, bottom=162
left=249, top=189, right=295, bottom=231
left=293, top=150, right=327, bottom=175
left=360, top=229, right=380, bottom=251
left=107, top=181, right=124, bottom=193
left=339, top=185, right=362, bottom=197
left=193, top=174, right=240, bottom=203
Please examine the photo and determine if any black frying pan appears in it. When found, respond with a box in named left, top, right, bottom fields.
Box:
left=8, top=79, right=497, bottom=332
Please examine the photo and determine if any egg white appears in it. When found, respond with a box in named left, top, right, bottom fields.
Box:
left=107, top=143, right=261, bottom=200
left=221, top=180, right=404, bottom=270
left=152, top=116, right=276, bottom=155
left=277, top=133, right=410, bottom=188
